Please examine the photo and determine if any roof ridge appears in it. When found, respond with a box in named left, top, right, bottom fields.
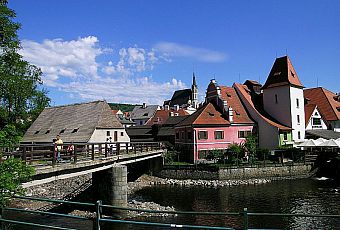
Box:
left=46, top=100, right=105, bottom=109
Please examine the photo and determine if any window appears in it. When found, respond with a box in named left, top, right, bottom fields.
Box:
left=60, top=128, right=66, bottom=134
left=45, top=129, right=50, bottom=134
left=139, top=121, right=143, bottom=125
left=198, top=131, right=208, bottom=140
left=275, top=94, right=278, bottom=104
left=187, top=132, right=192, bottom=140
left=297, top=115, right=300, bottom=124
left=176, top=132, right=180, bottom=140
left=107, top=131, right=110, bottom=136
left=283, top=132, right=288, bottom=141
left=238, top=130, right=252, bottom=138
left=181, top=132, right=185, bottom=139
left=71, top=128, right=79, bottom=133
left=298, top=131, right=301, bottom=139
left=214, top=131, right=224, bottom=140
left=121, top=132, right=124, bottom=136
left=312, top=118, right=321, bottom=126
left=314, top=111, right=319, bottom=116
left=34, top=130, right=40, bottom=134
left=296, top=98, right=299, bottom=108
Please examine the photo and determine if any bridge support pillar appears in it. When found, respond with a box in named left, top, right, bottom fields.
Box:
left=92, top=165, right=127, bottom=216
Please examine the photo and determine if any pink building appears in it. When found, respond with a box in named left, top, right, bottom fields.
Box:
left=175, top=80, right=254, bottom=163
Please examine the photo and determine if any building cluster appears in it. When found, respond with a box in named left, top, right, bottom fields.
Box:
left=22, top=56, right=340, bottom=163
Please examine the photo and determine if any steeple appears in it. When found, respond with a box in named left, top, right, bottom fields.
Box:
left=191, top=72, right=198, bottom=109
left=262, top=56, right=304, bottom=90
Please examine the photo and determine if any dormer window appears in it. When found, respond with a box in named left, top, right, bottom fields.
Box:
left=34, top=130, right=40, bottom=135
left=59, top=128, right=66, bottom=134
left=143, top=113, right=148, bottom=116
left=227, top=93, right=231, bottom=97
left=72, top=128, right=79, bottom=133
left=45, top=129, right=50, bottom=134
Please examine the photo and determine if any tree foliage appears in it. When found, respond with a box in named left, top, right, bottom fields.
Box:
left=0, top=157, right=34, bottom=207
left=0, top=1, right=50, bottom=140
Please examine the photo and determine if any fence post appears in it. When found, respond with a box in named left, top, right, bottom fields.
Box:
left=243, top=208, right=248, bottom=230
left=52, top=145, right=56, bottom=166
left=73, top=145, right=77, bottom=163
left=94, top=200, right=102, bottom=230
left=105, top=143, right=108, bottom=158
left=116, top=142, right=120, bottom=155
left=22, top=146, right=27, bottom=163
left=126, top=143, right=129, bottom=154
left=92, top=144, right=95, bottom=160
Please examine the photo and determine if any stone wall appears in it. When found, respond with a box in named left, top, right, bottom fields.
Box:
left=156, top=164, right=312, bottom=180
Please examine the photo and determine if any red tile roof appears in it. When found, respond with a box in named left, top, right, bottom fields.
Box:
left=262, top=56, right=304, bottom=89
left=219, top=86, right=254, bottom=124
left=304, top=104, right=317, bottom=125
left=176, top=102, right=230, bottom=127
left=304, top=87, right=340, bottom=122
left=145, top=109, right=189, bottom=125
left=234, top=83, right=292, bottom=131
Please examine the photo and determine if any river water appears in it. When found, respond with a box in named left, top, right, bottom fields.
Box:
left=120, top=178, right=340, bottom=229
left=5, top=178, right=340, bottom=229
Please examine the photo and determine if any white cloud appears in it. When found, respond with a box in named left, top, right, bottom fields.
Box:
left=154, top=42, right=227, bottom=63
left=19, top=36, right=186, bottom=105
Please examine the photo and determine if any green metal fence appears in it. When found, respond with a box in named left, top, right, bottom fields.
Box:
left=0, top=196, right=339, bottom=230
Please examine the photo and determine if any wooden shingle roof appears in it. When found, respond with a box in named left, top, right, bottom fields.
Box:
left=22, top=101, right=123, bottom=143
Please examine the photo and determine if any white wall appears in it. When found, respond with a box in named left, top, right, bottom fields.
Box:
left=263, top=86, right=291, bottom=127
left=306, top=107, right=327, bottom=130
left=289, top=87, right=305, bottom=141
left=88, top=128, right=130, bottom=143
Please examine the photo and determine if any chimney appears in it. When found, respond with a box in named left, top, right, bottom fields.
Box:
left=174, top=104, right=179, bottom=111
left=165, top=105, right=170, bottom=111
left=142, top=103, right=146, bottom=109
left=228, top=107, right=233, bottom=123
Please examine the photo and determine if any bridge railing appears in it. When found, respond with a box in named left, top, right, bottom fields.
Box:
left=1, top=195, right=339, bottom=230
left=2, top=142, right=162, bottom=167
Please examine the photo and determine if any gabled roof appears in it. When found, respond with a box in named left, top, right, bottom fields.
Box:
left=262, top=56, right=304, bottom=89
left=234, top=83, right=292, bottom=131
left=219, top=86, right=254, bottom=124
left=304, top=87, right=340, bottom=122
left=169, top=89, right=192, bottom=107
left=130, top=105, right=159, bottom=120
left=22, top=101, right=123, bottom=143
left=176, top=102, right=230, bottom=127
left=145, top=109, right=189, bottom=125
left=304, top=104, right=317, bottom=125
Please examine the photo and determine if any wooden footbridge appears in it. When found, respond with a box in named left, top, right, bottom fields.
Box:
left=1, top=142, right=165, bottom=208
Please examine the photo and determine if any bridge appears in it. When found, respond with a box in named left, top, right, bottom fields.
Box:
left=2, top=142, right=165, bottom=211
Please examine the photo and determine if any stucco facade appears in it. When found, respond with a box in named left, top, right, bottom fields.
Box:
left=88, top=128, right=130, bottom=143
left=175, top=125, right=253, bottom=162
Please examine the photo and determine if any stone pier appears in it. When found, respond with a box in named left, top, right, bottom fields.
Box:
left=92, top=165, right=127, bottom=216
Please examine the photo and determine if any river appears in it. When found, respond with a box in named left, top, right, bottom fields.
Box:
left=4, top=178, right=340, bottom=229
left=118, top=178, right=340, bottom=229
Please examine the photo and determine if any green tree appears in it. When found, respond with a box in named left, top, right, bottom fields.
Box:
left=0, top=157, right=34, bottom=209
left=0, top=0, right=50, bottom=137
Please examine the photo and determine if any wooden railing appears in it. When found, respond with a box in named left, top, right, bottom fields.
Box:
left=1, top=142, right=162, bottom=167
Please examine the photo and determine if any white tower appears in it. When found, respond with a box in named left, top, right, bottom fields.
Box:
left=262, top=56, right=305, bottom=142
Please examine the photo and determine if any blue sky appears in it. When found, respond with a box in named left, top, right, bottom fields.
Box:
left=9, top=0, right=340, bottom=106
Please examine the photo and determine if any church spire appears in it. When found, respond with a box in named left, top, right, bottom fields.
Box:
left=191, top=72, right=198, bottom=109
